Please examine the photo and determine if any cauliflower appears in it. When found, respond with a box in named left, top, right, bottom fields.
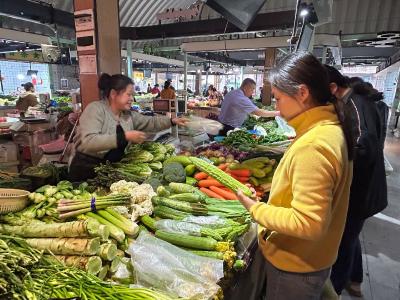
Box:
left=131, top=199, right=153, bottom=221
left=130, top=184, right=156, bottom=204
left=110, top=180, right=139, bottom=194
left=129, top=183, right=156, bottom=221
left=110, top=180, right=156, bottom=221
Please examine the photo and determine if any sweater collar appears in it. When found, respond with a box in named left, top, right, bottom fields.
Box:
left=288, top=104, right=339, bottom=138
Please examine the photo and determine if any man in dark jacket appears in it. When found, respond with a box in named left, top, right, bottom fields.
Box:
left=325, top=67, right=388, bottom=297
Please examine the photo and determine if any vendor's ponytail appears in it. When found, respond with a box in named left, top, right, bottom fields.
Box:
left=269, top=52, right=355, bottom=160
left=98, top=73, right=134, bottom=98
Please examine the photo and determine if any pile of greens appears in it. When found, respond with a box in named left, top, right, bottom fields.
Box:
left=89, top=142, right=175, bottom=188
left=222, top=129, right=287, bottom=151
left=0, top=235, right=174, bottom=300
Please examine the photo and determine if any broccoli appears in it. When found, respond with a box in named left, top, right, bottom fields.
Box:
left=163, top=162, right=186, bottom=183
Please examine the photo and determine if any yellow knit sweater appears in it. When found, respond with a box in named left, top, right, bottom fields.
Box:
left=250, top=104, right=352, bottom=273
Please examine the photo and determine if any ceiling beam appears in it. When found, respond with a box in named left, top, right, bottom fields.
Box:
left=191, top=52, right=245, bottom=66
left=0, top=28, right=49, bottom=45
left=120, top=11, right=295, bottom=41
left=180, top=34, right=342, bottom=52
left=0, top=0, right=74, bottom=28
left=121, top=50, right=185, bottom=67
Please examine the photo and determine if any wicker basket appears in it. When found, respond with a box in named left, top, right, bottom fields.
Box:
left=0, top=188, right=30, bottom=215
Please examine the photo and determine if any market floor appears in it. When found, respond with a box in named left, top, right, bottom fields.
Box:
left=342, top=135, right=400, bottom=300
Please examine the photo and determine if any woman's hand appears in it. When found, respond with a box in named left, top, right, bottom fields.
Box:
left=172, top=117, right=189, bottom=126
left=125, top=130, right=147, bottom=144
left=237, top=190, right=257, bottom=211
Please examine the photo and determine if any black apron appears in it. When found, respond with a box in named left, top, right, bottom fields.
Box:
left=69, top=124, right=128, bottom=182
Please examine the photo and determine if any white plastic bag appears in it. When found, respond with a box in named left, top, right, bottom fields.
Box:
left=128, top=231, right=223, bottom=299
left=275, top=116, right=296, bottom=137
left=185, top=116, right=223, bottom=135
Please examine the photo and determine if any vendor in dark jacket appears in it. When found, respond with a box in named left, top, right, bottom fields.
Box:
left=325, top=66, right=387, bottom=297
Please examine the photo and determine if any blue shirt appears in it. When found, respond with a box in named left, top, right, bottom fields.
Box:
left=218, top=88, right=257, bottom=128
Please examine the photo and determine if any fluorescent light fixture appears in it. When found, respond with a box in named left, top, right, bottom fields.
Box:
left=17, top=74, right=25, bottom=80
left=300, top=9, right=309, bottom=17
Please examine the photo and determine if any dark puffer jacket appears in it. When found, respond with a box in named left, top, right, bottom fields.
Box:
left=348, top=92, right=388, bottom=219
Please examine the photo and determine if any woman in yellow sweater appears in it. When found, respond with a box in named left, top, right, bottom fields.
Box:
left=237, top=52, right=355, bottom=299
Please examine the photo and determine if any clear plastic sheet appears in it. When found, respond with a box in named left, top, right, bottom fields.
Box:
left=155, top=219, right=202, bottom=236
left=128, top=231, right=224, bottom=299
left=183, top=215, right=233, bottom=228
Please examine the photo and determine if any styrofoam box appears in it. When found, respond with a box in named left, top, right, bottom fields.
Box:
left=0, top=160, right=19, bottom=173
left=0, top=141, right=18, bottom=163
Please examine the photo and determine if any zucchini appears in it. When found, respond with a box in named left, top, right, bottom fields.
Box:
left=155, top=230, right=217, bottom=250
left=152, top=197, right=208, bottom=215
left=153, top=205, right=189, bottom=220
left=242, top=157, right=270, bottom=164
left=185, top=249, right=224, bottom=260
left=169, top=193, right=205, bottom=203
left=140, top=215, right=156, bottom=232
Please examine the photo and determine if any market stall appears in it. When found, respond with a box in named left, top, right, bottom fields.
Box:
left=0, top=112, right=290, bottom=299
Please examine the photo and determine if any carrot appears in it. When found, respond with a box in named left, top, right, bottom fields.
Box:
left=256, top=191, right=263, bottom=197
left=209, top=186, right=238, bottom=200
left=218, top=163, right=228, bottom=171
left=231, top=174, right=250, bottom=182
left=198, top=179, right=224, bottom=188
left=230, top=169, right=251, bottom=177
left=200, top=187, right=224, bottom=199
left=206, top=176, right=214, bottom=180
left=194, top=172, right=208, bottom=180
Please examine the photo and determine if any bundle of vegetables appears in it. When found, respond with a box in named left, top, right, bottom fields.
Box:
left=0, top=171, right=31, bottom=190
left=140, top=215, right=242, bottom=269
left=57, top=193, right=131, bottom=219
left=193, top=143, right=249, bottom=162
left=222, top=129, right=287, bottom=151
left=152, top=183, right=250, bottom=222
left=89, top=162, right=152, bottom=187
left=84, top=208, right=139, bottom=242
left=228, top=157, right=277, bottom=193
left=0, top=218, right=109, bottom=240
left=189, top=157, right=253, bottom=197
left=53, top=96, right=72, bottom=104
left=0, top=235, right=175, bottom=300
left=124, top=142, right=175, bottom=163
left=242, top=115, right=275, bottom=130
left=21, top=162, right=60, bottom=181
left=0, top=181, right=83, bottom=224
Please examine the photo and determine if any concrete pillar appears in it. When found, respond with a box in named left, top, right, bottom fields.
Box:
left=262, top=48, right=277, bottom=106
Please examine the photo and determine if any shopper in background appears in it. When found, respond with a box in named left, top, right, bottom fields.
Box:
left=204, top=84, right=214, bottom=97
left=326, top=67, right=387, bottom=297
left=218, top=78, right=279, bottom=135
left=69, top=74, right=186, bottom=181
left=16, top=82, right=38, bottom=112
left=236, top=52, right=354, bottom=300
left=146, top=83, right=152, bottom=93
left=259, top=86, right=264, bottom=100
left=166, top=78, right=176, bottom=91
left=151, top=84, right=161, bottom=96
left=223, top=86, right=228, bottom=96
left=230, top=87, right=234, bottom=91
left=349, top=77, right=389, bottom=148
left=160, top=80, right=176, bottom=99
